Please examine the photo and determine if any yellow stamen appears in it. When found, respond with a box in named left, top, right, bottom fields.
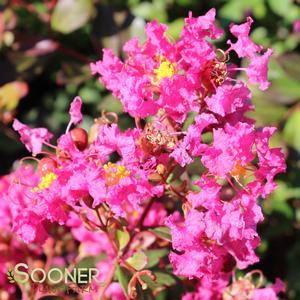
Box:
left=132, top=210, right=139, bottom=219
left=230, top=160, right=247, bottom=180
left=32, top=172, right=57, bottom=192
left=103, top=162, right=131, bottom=186
left=153, top=57, right=176, bottom=82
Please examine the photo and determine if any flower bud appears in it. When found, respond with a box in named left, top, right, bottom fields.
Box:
left=156, top=164, right=166, bottom=175
left=70, top=128, right=88, bottom=151
left=82, top=194, right=94, bottom=208
left=38, top=157, right=57, bottom=176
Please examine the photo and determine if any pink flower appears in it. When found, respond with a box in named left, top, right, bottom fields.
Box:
left=204, top=83, right=251, bottom=117
left=254, top=127, right=286, bottom=197
left=182, top=9, right=223, bottom=40
left=69, top=96, right=83, bottom=125
left=13, top=210, right=49, bottom=244
left=5, top=11, right=287, bottom=299
left=186, top=179, right=263, bottom=269
left=0, top=170, right=43, bottom=296
left=293, top=19, right=300, bottom=33
left=187, top=176, right=221, bottom=210
left=252, top=288, right=280, bottom=300
left=182, top=277, right=227, bottom=300
left=144, top=20, right=173, bottom=55
left=166, top=209, right=235, bottom=281
left=201, top=122, right=255, bottom=177
left=143, top=202, right=167, bottom=227
left=105, top=282, right=126, bottom=300
left=228, top=17, right=262, bottom=58
left=224, top=274, right=285, bottom=300
left=66, top=165, right=106, bottom=208
left=171, top=113, right=217, bottom=166
left=13, top=119, right=53, bottom=155
left=91, top=10, right=224, bottom=122
left=1, top=166, right=50, bottom=244
left=95, top=124, right=138, bottom=166
left=178, top=9, right=222, bottom=73
left=91, top=48, right=160, bottom=118
left=57, top=132, right=79, bottom=156
left=158, top=75, right=199, bottom=123
left=90, top=48, right=123, bottom=95
left=246, top=48, right=273, bottom=90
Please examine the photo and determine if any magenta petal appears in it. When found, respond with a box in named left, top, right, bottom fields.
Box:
left=69, top=96, right=83, bottom=125
left=227, top=17, right=262, bottom=58
left=13, top=119, right=53, bottom=155
left=246, top=48, right=273, bottom=90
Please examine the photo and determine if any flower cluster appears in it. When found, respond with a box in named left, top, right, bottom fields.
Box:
left=1, top=9, right=286, bottom=300
left=0, top=167, right=42, bottom=299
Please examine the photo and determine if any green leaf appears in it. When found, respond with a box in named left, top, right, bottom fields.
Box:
left=267, top=0, right=293, bottom=17
left=175, top=0, right=197, bottom=6
left=220, top=0, right=266, bottom=21
left=145, top=249, right=169, bottom=268
left=148, top=227, right=171, bottom=242
left=277, top=54, right=300, bottom=82
left=247, top=98, right=287, bottom=126
left=136, top=283, right=156, bottom=300
left=126, top=251, right=148, bottom=271
left=51, top=0, right=93, bottom=34
left=167, top=18, right=184, bottom=40
left=98, top=94, right=123, bottom=114
left=116, top=229, right=130, bottom=251
left=68, top=256, right=97, bottom=285
left=0, top=81, right=28, bottom=111
left=75, top=256, right=96, bottom=269
left=263, top=181, right=295, bottom=219
left=79, top=87, right=101, bottom=104
left=283, top=109, right=300, bottom=152
left=182, top=112, right=197, bottom=131
left=116, top=265, right=131, bottom=296
left=251, top=27, right=270, bottom=47
left=271, top=76, right=300, bottom=103
left=141, top=271, right=178, bottom=290
left=132, top=1, right=168, bottom=22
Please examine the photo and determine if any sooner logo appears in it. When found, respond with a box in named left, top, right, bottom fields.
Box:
left=10, top=263, right=101, bottom=285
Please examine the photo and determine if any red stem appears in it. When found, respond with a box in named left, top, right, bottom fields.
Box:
left=57, top=44, right=91, bottom=63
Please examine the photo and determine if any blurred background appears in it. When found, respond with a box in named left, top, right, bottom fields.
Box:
left=0, top=0, right=299, bottom=299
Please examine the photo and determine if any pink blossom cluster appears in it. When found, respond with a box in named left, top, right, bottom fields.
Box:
left=0, top=167, right=42, bottom=299
left=1, top=9, right=286, bottom=300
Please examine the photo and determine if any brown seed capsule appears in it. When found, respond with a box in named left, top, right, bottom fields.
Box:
left=156, top=164, right=166, bottom=175
left=82, top=194, right=94, bottom=209
left=70, top=128, right=88, bottom=151
left=38, top=157, right=57, bottom=176
left=139, top=123, right=176, bottom=156
left=201, top=49, right=229, bottom=93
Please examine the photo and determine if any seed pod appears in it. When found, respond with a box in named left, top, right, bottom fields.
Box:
left=82, top=194, right=94, bottom=208
left=156, top=164, right=166, bottom=175
left=70, top=128, right=88, bottom=151
left=38, top=157, right=57, bottom=176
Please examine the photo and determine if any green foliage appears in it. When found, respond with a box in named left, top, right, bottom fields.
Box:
left=116, top=228, right=130, bottom=251
left=51, top=0, right=94, bottom=34
left=283, top=109, right=300, bottom=152
left=145, top=249, right=169, bottom=268
left=116, top=265, right=131, bottom=296
left=148, top=227, right=172, bottom=242
left=126, top=251, right=148, bottom=271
